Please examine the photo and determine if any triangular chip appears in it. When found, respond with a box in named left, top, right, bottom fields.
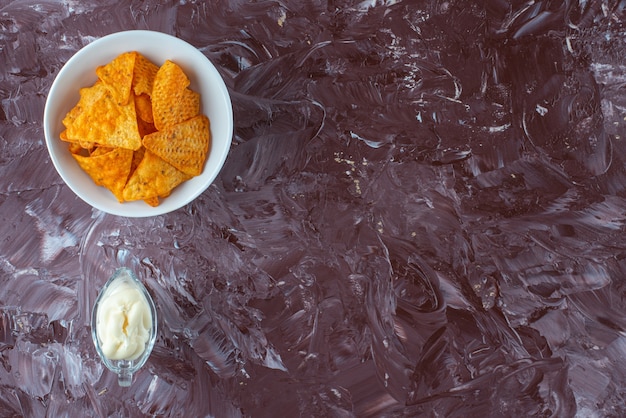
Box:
left=142, top=115, right=210, bottom=177
left=137, top=118, right=157, bottom=139
left=179, top=88, right=200, bottom=121
left=151, top=60, right=199, bottom=130
left=61, top=130, right=96, bottom=154
left=122, top=151, right=191, bottom=202
left=80, top=140, right=97, bottom=150
left=144, top=196, right=160, bottom=207
left=132, top=53, right=159, bottom=97
left=90, top=146, right=115, bottom=157
left=96, top=51, right=136, bottom=105
left=60, top=130, right=76, bottom=146
left=130, top=146, right=146, bottom=176
left=61, top=95, right=84, bottom=131
left=68, top=141, right=84, bottom=155
left=72, top=147, right=134, bottom=202
left=62, top=82, right=142, bottom=150
left=61, top=52, right=210, bottom=208
left=134, top=93, right=154, bottom=124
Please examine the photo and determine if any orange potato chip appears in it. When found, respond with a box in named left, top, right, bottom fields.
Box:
left=151, top=60, right=199, bottom=130
left=80, top=141, right=97, bottom=150
left=137, top=118, right=157, bottom=139
left=62, top=52, right=212, bottom=207
left=68, top=141, right=83, bottom=155
left=61, top=100, right=83, bottom=131
left=143, top=196, right=160, bottom=207
left=122, top=151, right=191, bottom=201
left=96, top=51, right=136, bottom=105
left=130, top=146, right=146, bottom=176
left=90, top=146, right=115, bottom=157
left=132, top=53, right=159, bottom=97
left=142, top=114, right=210, bottom=177
left=72, top=147, right=134, bottom=202
left=62, top=130, right=96, bottom=154
left=134, top=93, right=154, bottom=123
left=179, top=88, right=200, bottom=121
left=62, top=82, right=142, bottom=150
left=60, top=130, right=71, bottom=142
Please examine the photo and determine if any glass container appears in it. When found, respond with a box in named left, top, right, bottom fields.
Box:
left=91, top=267, right=157, bottom=387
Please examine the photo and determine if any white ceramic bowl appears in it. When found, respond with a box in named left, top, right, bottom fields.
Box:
left=43, top=30, right=233, bottom=217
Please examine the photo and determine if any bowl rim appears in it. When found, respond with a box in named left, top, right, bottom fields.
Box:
left=43, top=30, right=233, bottom=217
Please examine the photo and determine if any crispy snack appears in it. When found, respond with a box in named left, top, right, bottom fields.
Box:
left=90, top=146, right=115, bottom=157
left=132, top=53, right=159, bottom=97
left=122, top=151, right=191, bottom=202
left=96, top=51, right=136, bottom=105
left=180, top=88, right=200, bottom=121
left=61, top=52, right=210, bottom=207
left=61, top=95, right=83, bottom=129
left=72, top=147, right=134, bottom=202
left=143, top=196, right=160, bottom=207
left=134, top=93, right=154, bottom=123
left=68, top=141, right=84, bottom=155
left=137, top=118, right=157, bottom=139
left=62, top=81, right=142, bottom=150
left=151, top=60, right=199, bottom=130
left=130, top=146, right=146, bottom=174
left=142, top=114, right=210, bottom=177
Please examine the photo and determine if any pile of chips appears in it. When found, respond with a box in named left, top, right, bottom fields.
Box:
left=60, top=51, right=211, bottom=207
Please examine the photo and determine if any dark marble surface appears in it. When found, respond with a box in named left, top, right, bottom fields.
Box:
left=2, top=0, right=626, bottom=416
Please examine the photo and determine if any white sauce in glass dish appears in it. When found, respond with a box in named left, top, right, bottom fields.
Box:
left=92, top=267, right=157, bottom=386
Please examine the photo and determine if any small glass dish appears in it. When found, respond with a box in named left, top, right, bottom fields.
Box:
left=91, top=267, right=157, bottom=387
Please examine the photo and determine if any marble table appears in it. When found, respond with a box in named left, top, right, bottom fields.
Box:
left=1, top=1, right=626, bottom=416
